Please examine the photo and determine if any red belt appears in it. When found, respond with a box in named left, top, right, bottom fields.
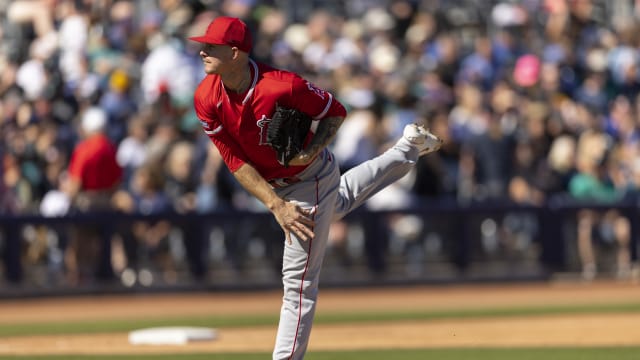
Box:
left=268, top=176, right=301, bottom=188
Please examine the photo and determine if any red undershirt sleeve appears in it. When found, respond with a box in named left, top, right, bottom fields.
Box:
left=207, top=130, right=249, bottom=173
left=194, top=97, right=250, bottom=173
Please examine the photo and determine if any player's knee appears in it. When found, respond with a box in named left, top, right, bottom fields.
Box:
left=283, top=277, right=319, bottom=298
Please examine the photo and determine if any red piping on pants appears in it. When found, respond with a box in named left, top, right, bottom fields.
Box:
left=288, top=176, right=319, bottom=359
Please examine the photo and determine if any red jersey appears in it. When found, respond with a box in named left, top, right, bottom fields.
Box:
left=194, top=60, right=346, bottom=180
left=68, top=134, right=122, bottom=191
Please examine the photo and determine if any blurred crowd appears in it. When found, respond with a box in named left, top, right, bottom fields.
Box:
left=2, top=0, right=640, bottom=282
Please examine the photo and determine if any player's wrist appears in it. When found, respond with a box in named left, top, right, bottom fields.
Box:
left=266, top=197, right=286, bottom=212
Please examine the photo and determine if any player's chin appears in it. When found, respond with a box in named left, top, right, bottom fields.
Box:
left=203, top=63, right=219, bottom=75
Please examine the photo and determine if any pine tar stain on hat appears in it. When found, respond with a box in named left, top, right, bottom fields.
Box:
left=189, top=16, right=252, bottom=53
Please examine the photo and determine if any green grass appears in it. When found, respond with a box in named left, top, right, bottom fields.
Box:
left=1, top=301, right=639, bottom=359
left=3, top=347, right=640, bottom=360
left=1, top=301, right=639, bottom=337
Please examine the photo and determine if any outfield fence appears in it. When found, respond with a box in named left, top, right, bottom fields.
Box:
left=0, top=198, right=638, bottom=295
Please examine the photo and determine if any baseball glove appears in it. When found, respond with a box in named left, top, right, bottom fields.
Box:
left=266, top=104, right=313, bottom=167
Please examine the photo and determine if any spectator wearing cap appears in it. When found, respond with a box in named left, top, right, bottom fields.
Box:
left=99, top=69, right=138, bottom=144
left=65, top=107, right=122, bottom=201
left=61, top=106, right=122, bottom=285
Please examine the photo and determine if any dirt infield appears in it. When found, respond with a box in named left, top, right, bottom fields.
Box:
left=0, top=281, right=639, bottom=355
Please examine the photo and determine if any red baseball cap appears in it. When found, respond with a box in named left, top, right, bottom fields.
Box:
left=189, top=16, right=252, bottom=53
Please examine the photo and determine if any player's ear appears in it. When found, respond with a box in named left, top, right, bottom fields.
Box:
left=230, top=46, right=240, bottom=59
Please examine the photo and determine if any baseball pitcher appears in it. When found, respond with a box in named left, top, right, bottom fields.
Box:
left=190, top=16, right=442, bottom=360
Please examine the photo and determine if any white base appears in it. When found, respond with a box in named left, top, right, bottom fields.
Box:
left=128, top=326, right=218, bottom=345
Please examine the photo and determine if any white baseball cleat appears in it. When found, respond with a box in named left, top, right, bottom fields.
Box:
left=403, top=123, right=443, bottom=156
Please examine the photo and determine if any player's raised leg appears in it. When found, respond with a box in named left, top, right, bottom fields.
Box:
left=333, top=124, right=442, bottom=220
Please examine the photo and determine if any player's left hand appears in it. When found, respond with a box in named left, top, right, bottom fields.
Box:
left=271, top=200, right=315, bottom=244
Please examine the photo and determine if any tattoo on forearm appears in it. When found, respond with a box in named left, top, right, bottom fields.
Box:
left=305, top=116, right=343, bottom=156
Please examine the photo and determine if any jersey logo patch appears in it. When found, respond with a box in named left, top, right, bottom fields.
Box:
left=256, top=114, right=271, bottom=145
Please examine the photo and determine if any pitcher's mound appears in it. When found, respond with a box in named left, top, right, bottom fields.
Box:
left=128, top=327, right=218, bottom=345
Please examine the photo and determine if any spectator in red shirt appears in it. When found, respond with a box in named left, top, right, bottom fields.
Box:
left=66, top=107, right=122, bottom=196
left=62, top=107, right=122, bottom=285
